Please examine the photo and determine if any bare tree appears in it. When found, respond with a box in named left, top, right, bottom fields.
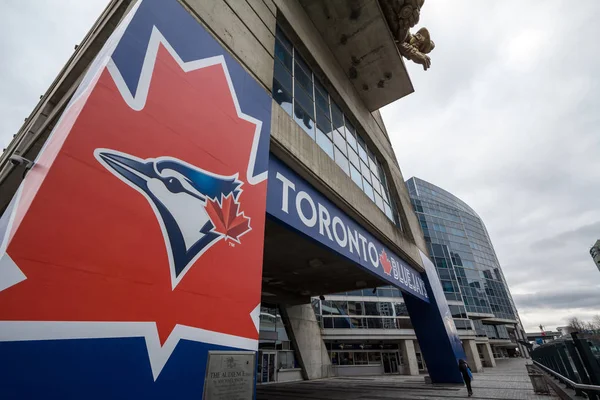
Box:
left=569, top=317, right=586, bottom=332
left=593, top=315, right=600, bottom=329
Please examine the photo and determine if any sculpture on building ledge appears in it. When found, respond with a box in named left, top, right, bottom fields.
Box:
left=378, top=0, right=435, bottom=70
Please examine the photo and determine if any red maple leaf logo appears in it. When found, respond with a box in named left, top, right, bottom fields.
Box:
left=380, top=249, right=393, bottom=276
left=205, top=193, right=251, bottom=242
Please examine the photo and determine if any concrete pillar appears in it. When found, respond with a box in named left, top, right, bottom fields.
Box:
left=481, top=343, right=496, bottom=367
left=400, top=340, right=419, bottom=376
left=463, top=340, right=483, bottom=373
left=281, top=304, right=332, bottom=380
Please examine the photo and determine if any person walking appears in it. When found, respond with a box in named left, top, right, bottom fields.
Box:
left=458, top=359, right=473, bottom=397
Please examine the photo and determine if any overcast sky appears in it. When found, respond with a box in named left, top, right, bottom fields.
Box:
left=382, top=0, right=600, bottom=331
left=0, top=0, right=598, bottom=333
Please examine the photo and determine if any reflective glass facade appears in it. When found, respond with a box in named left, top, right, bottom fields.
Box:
left=406, top=177, right=517, bottom=321
left=312, top=295, right=414, bottom=330
left=272, top=26, right=398, bottom=224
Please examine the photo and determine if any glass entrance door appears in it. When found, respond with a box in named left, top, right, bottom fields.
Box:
left=382, top=352, right=399, bottom=374
left=258, top=351, right=277, bottom=383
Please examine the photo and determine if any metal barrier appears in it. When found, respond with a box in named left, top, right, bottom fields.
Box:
left=533, top=361, right=600, bottom=392
left=531, top=332, right=600, bottom=399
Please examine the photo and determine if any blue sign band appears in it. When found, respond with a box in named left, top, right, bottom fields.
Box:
left=266, top=156, right=429, bottom=302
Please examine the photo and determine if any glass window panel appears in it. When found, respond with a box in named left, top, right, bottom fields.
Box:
left=332, top=301, right=348, bottom=316
left=316, top=107, right=331, bottom=131
left=272, top=80, right=292, bottom=116
left=346, top=130, right=357, bottom=152
left=350, top=165, right=363, bottom=188
left=383, top=203, right=394, bottom=221
left=274, top=60, right=292, bottom=93
left=348, top=301, right=364, bottom=315
left=358, top=137, right=368, bottom=162
left=316, top=128, right=334, bottom=158
left=372, top=177, right=381, bottom=194
left=331, top=101, right=344, bottom=131
left=368, top=352, right=382, bottom=364
left=397, top=318, right=413, bottom=329
left=275, top=26, right=292, bottom=51
left=294, top=67, right=313, bottom=99
left=315, top=90, right=329, bottom=113
left=333, top=129, right=347, bottom=154
left=382, top=318, right=396, bottom=329
left=354, top=352, right=368, bottom=365
left=315, top=78, right=327, bottom=96
left=367, top=318, right=383, bottom=329
left=371, top=164, right=381, bottom=181
left=323, top=317, right=333, bottom=328
left=345, top=119, right=356, bottom=136
left=369, top=155, right=378, bottom=172
left=394, top=303, right=409, bottom=316
left=294, top=101, right=315, bottom=139
left=321, top=300, right=334, bottom=315
left=294, top=83, right=314, bottom=119
left=334, top=148, right=350, bottom=175
left=334, top=318, right=352, bottom=329
left=362, top=288, right=377, bottom=297
left=363, top=302, right=379, bottom=315
left=348, top=148, right=360, bottom=168
left=274, top=40, right=292, bottom=71
left=441, top=280, right=455, bottom=292
left=311, top=299, right=321, bottom=315
left=364, top=181, right=374, bottom=201
left=375, top=192, right=384, bottom=211
left=378, top=302, right=393, bottom=316
left=361, top=161, right=371, bottom=182
left=381, top=188, right=389, bottom=203
left=295, top=52, right=311, bottom=75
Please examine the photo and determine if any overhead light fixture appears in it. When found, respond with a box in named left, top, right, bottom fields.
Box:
left=319, top=295, right=325, bottom=301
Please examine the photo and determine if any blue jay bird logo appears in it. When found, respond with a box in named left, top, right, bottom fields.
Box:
left=94, top=148, right=249, bottom=289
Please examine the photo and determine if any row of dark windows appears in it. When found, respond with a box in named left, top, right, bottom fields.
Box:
left=319, top=316, right=414, bottom=330
left=272, top=26, right=398, bottom=224
left=314, top=299, right=408, bottom=318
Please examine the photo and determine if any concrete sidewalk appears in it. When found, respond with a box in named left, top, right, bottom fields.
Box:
left=256, top=358, right=556, bottom=400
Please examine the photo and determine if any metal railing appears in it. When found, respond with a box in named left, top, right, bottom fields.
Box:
left=533, top=361, right=600, bottom=393
left=531, top=332, right=600, bottom=399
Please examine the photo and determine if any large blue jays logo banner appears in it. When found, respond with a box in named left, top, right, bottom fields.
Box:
left=0, top=0, right=271, bottom=398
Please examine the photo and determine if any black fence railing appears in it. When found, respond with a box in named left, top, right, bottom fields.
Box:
left=531, top=332, right=600, bottom=399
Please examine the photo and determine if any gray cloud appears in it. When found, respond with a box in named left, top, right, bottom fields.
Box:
left=531, top=221, right=600, bottom=250
left=0, top=0, right=109, bottom=150
left=382, top=0, right=600, bottom=331
left=513, top=287, right=600, bottom=311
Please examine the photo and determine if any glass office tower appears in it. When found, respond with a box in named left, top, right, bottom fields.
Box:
left=406, top=177, right=525, bottom=357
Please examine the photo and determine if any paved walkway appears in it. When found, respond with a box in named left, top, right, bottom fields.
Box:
left=256, top=359, right=556, bottom=400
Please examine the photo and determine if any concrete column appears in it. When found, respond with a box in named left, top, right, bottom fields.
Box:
left=463, top=340, right=483, bottom=373
left=281, top=304, right=332, bottom=380
left=400, top=340, right=419, bottom=376
left=481, top=343, right=496, bottom=367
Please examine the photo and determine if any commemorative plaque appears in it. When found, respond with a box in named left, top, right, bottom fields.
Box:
left=203, top=351, right=256, bottom=400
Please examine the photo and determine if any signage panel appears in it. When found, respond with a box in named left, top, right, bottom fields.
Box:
left=203, top=351, right=255, bottom=400
left=0, top=0, right=271, bottom=397
left=266, top=157, right=428, bottom=302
